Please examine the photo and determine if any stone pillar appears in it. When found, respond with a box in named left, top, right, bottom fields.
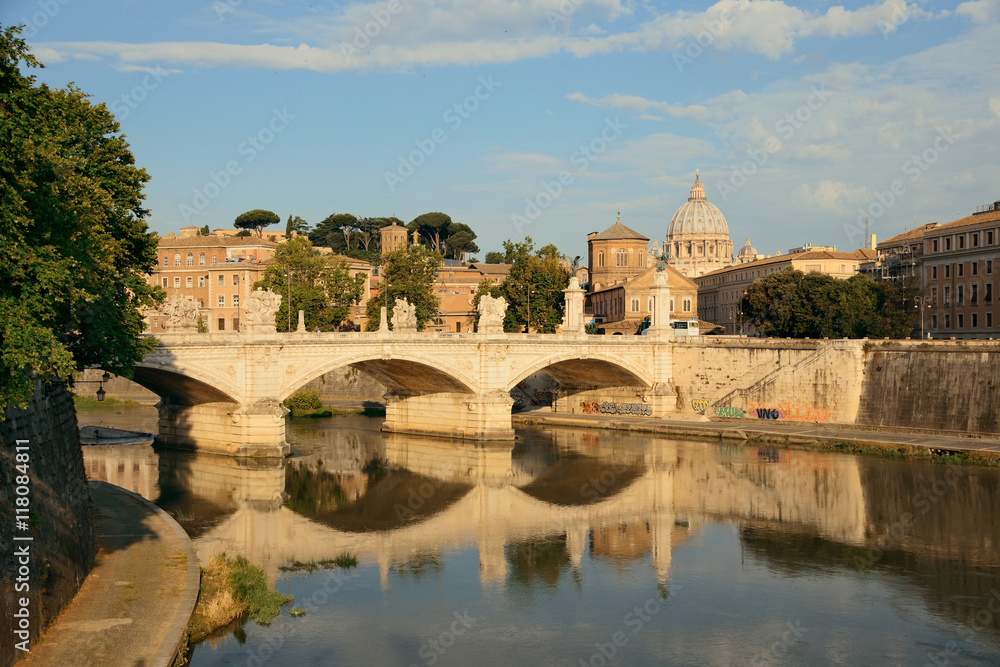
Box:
left=647, top=270, right=672, bottom=339
left=155, top=400, right=289, bottom=457
left=561, top=276, right=586, bottom=335
left=378, top=306, right=390, bottom=334
left=382, top=390, right=515, bottom=440
left=296, top=310, right=306, bottom=333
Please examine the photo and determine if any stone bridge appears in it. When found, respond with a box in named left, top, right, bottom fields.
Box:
left=133, top=328, right=676, bottom=456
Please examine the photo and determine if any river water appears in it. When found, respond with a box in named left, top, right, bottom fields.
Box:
left=78, top=407, right=1000, bottom=666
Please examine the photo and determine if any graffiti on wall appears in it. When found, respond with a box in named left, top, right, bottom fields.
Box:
left=714, top=400, right=837, bottom=423
left=580, top=401, right=653, bottom=417
left=691, top=398, right=711, bottom=414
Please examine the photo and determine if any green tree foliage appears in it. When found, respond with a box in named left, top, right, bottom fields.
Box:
left=253, top=236, right=366, bottom=332
left=408, top=212, right=452, bottom=253
left=364, top=245, right=441, bottom=331
left=742, top=268, right=917, bottom=338
left=443, top=223, right=479, bottom=263
left=484, top=251, right=505, bottom=264
left=199, top=224, right=210, bottom=236
left=407, top=213, right=479, bottom=263
left=234, top=230, right=253, bottom=237
left=476, top=238, right=570, bottom=333
left=0, top=27, right=160, bottom=413
left=234, top=209, right=280, bottom=237
left=309, top=213, right=392, bottom=261
left=285, top=214, right=310, bottom=236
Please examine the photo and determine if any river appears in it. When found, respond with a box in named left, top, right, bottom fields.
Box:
left=78, top=406, right=1000, bottom=666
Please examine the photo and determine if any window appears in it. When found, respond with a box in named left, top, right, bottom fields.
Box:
left=944, top=285, right=951, bottom=305
left=173, top=277, right=180, bottom=288
left=958, top=235, right=965, bottom=250
left=163, top=256, right=169, bottom=266
left=988, top=230, right=995, bottom=245
left=218, top=275, right=224, bottom=286
left=638, top=253, right=645, bottom=267
left=988, top=260, right=993, bottom=275
left=988, top=313, right=994, bottom=328
left=162, top=278, right=168, bottom=288
left=958, top=285, right=964, bottom=305
left=598, top=251, right=605, bottom=267
left=931, top=266, right=938, bottom=280
left=958, top=263, right=964, bottom=278
left=945, top=237, right=952, bottom=250
left=669, top=299, right=675, bottom=312
left=648, top=298, right=653, bottom=312
left=945, top=314, right=951, bottom=328
left=174, top=253, right=181, bottom=266
left=973, top=233, right=980, bottom=247
left=152, top=318, right=158, bottom=327
left=972, top=313, right=978, bottom=328
left=945, top=265, right=951, bottom=278
left=199, top=253, right=206, bottom=265
left=218, top=295, right=225, bottom=307
left=213, top=256, right=217, bottom=264
left=630, top=298, right=639, bottom=312
left=932, top=239, right=939, bottom=252
left=931, top=286, right=937, bottom=303
left=233, top=295, right=240, bottom=308
left=218, top=318, right=225, bottom=331
left=987, top=283, right=993, bottom=305
left=198, top=276, right=204, bottom=287
left=616, top=250, right=628, bottom=267
left=972, top=262, right=979, bottom=276
left=186, top=253, right=194, bottom=265
left=186, top=277, right=192, bottom=288
left=233, top=275, right=239, bottom=285
left=841, top=264, right=846, bottom=273
left=958, top=313, right=964, bottom=328
left=932, top=314, right=938, bottom=329
left=233, top=318, right=240, bottom=332
left=972, top=284, right=978, bottom=305
left=683, top=298, right=692, bottom=312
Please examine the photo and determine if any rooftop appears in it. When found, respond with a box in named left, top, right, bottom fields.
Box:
left=591, top=214, right=649, bottom=242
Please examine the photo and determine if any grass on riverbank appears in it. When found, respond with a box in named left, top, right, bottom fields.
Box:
left=187, top=553, right=292, bottom=644
left=751, top=436, right=1000, bottom=467
left=279, top=551, right=359, bottom=573
left=73, top=395, right=139, bottom=409
left=288, top=406, right=386, bottom=419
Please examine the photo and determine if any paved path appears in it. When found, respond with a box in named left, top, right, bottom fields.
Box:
left=514, top=409, right=1000, bottom=455
left=19, top=482, right=199, bottom=667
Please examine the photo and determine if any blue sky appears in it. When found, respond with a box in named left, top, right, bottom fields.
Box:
left=4, top=0, right=999, bottom=260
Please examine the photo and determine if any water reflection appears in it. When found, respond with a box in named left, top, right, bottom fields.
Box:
left=79, top=409, right=1000, bottom=663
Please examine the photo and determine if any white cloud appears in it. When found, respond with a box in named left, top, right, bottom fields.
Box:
left=36, top=0, right=951, bottom=73
left=566, top=90, right=748, bottom=124
left=794, top=180, right=868, bottom=214
left=956, top=0, right=1000, bottom=23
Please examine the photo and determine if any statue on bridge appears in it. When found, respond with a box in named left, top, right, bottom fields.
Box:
left=244, top=288, right=283, bottom=331
left=391, top=298, right=417, bottom=332
left=163, top=295, right=199, bottom=330
left=477, top=294, right=507, bottom=334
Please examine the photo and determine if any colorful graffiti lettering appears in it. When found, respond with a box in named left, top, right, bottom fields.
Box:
left=755, top=408, right=782, bottom=420
left=715, top=406, right=745, bottom=418
left=744, top=400, right=837, bottom=423
left=691, top=398, right=711, bottom=414
left=579, top=401, right=653, bottom=417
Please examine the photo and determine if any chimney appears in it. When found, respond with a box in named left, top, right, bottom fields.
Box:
left=869, top=233, right=877, bottom=251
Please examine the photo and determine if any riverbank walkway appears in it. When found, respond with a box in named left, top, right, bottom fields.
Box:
left=19, top=481, right=199, bottom=667
left=514, top=408, right=1000, bottom=455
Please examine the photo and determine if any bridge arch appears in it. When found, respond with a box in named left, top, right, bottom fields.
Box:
left=506, top=352, right=653, bottom=392
left=131, top=364, right=241, bottom=405
left=281, top=351, right=479, bottom=403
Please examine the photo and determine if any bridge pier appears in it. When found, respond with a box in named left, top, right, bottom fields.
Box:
left=156, top=400, right=290, bottom=458
left=382, top=391, right=515, bottom=441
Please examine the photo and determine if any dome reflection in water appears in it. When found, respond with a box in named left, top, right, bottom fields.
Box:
left=81, top=408, right=1000, bottom=666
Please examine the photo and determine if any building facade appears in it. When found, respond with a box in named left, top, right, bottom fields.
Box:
left=922, top=205, right=1000, bottom=339
left=587, top=215, right=650, bottom=292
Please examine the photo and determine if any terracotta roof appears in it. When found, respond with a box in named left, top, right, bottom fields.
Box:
left=877, top=223, right=941, bottom=247
left=925, top=207, right=1000, bottom=234
left=156, top=236, right=278, bottom=248
left=468, top=263, right=513, bottom=276
left=852, top=249, right=878, bottom=260
left=697, top=250, right=867, bottom=279
left=591, top=220, right=649, bottom=241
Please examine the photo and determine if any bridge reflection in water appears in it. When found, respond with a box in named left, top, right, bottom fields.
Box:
left=81, top=415, right=1000, bottom=653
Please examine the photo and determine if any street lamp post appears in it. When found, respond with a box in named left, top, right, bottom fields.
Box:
left=526, top=287, right=532, bottom=333
left=914, top=294, right=933, bottom=340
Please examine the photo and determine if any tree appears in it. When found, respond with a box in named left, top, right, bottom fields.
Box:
left=495, top=237, right=570, bottom=333
left=252, top=236, right=366, bottom=331
left=310, top=213, right=359, bottom=253
left=234, top=209, right=279, bottom=237
left=742, top=267, right=917, bottom=338
left=443, top=223, right=479, bottom=263
left=199, top=224, right=210, bottom=236
left=234, top=230, right=252, bottom=237
left=364, top=245, right=441, bottom=331
left=407, top=212, right=452, bottom=253
left=285, top=214, right=310, bottom=236
left=484, top=251, right=505, bottom=264
left=0, top=26, right=160, bottom=412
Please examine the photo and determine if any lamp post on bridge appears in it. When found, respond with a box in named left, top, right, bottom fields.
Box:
left=914, top=294, right=933, bottom=340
